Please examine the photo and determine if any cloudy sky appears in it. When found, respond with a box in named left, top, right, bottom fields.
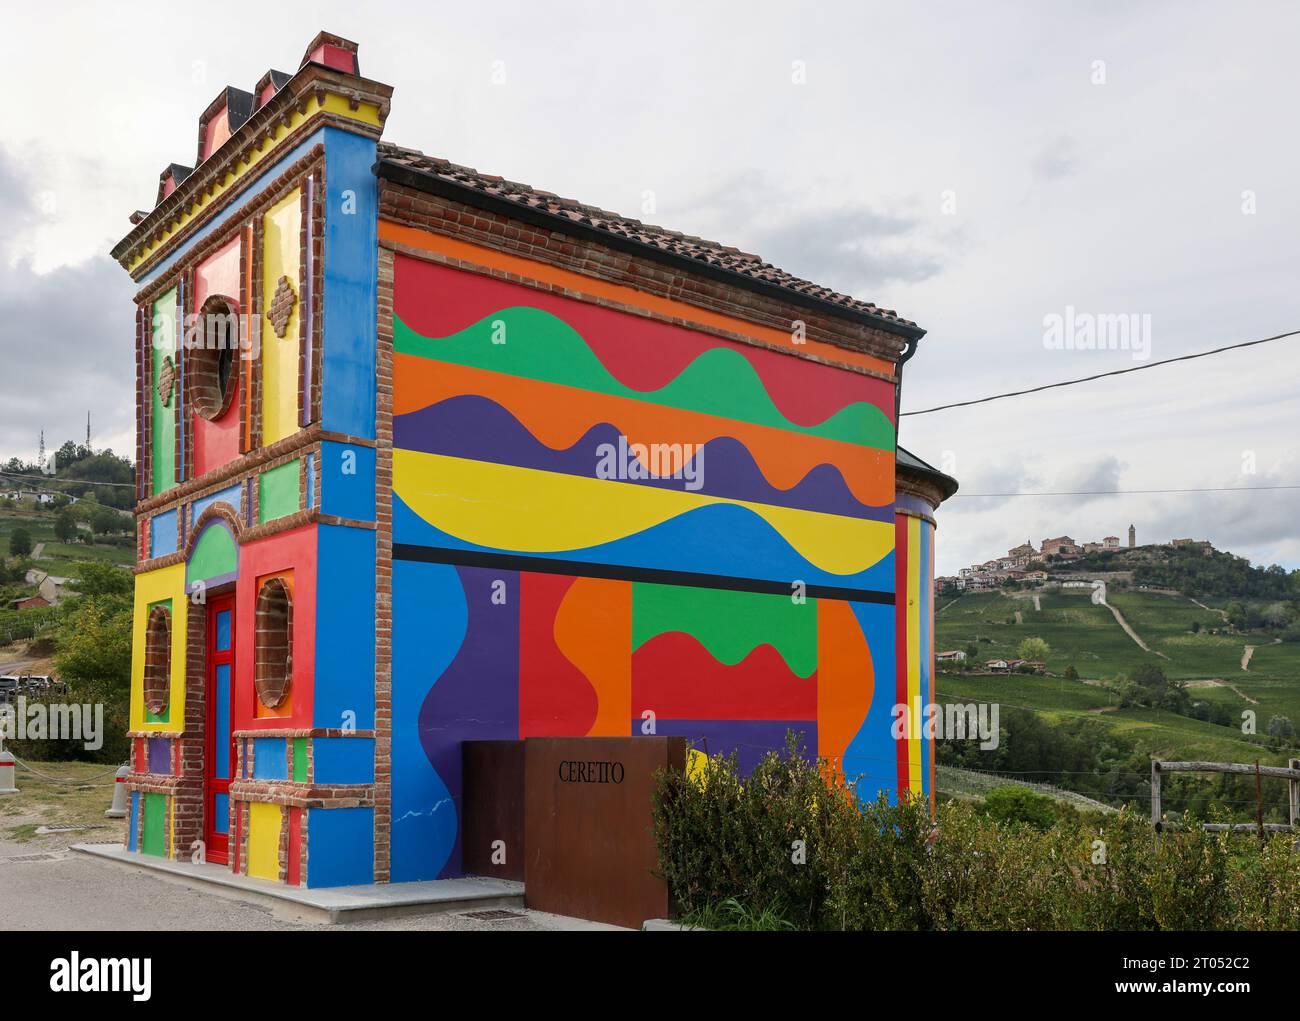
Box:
left=2, top=0, right=1297, bottom=575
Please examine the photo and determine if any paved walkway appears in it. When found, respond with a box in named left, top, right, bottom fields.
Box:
left=0, top=834, right=622, bottom=931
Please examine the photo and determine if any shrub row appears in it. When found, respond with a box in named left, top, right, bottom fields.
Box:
left=651, top=736, right=1300, bottom=930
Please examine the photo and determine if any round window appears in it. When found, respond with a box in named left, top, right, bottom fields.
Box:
left=188, top=295, right=240, bottom=420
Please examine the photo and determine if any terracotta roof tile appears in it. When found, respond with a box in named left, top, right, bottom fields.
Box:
left=375, top=141, right=918, bottom=331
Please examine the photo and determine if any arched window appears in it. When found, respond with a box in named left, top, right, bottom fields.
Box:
left=188, top=295, right=240, bottom=420
left=143, top=605, right=172, bottom=714
left=254, top=578, right=292, bottom=708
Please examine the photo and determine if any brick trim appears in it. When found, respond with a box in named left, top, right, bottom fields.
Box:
left=373, top=246, right=395, bottom=882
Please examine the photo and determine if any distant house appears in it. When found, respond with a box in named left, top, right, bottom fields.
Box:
left=1041, top=536, right=1081, bottom=556
left=24, top=570, right=77, bottom=606
left=986, top=659, right=1011, bottom=672
left=1024, top=570, right=1048, bottom=582
left=937, top=650, right=966, bottom=663
left=1103, top=536, right=1120, bottom=548
left=8, top=595, right=50, bottom=611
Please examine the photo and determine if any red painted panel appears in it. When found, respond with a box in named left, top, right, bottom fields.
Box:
left=134, top=737, right=145, bottom=774
left=191, top=235, right=244, bottom=477
left=233, top=525, right=317, bottom=731
left=286, top=806, right=302, bottom=885
left=205, top=592, right=236, bottom=865
left=519, top=573, right=598, bottom=736
left=632, top=633, right=815, bottom=720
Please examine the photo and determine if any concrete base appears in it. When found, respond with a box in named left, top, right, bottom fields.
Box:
left=72, top=843, right=525, bottom=924
left=642, top=918, right=703, bottom=931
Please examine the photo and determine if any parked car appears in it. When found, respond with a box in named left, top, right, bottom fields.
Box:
left=0, top=676, right=19, bottom=703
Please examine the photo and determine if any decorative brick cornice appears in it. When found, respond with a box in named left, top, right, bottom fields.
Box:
left=114, top=65, right=391, bottom=277
left=228, top=779, right=375, bottom=810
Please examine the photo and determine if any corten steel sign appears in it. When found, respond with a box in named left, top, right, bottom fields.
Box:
left=523, top=736, right=686, bottom=929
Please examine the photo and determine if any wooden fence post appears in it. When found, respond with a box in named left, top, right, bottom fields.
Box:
left=1150, top=759, right=1162, bottom=839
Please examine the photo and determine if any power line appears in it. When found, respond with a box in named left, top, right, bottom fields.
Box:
left=0, top=471, right=133, bottom=489
left=901, top=328, right=1300, bottom=417
left=952, top=484, right=1300, bottom=499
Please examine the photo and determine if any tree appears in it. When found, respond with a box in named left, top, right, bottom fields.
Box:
left=1018, top=637, right=1050, bottom=662
left=67, top=561, right=131, bottom=598
left=53, top=509, right=79, bottom=542
left=90, top=505, right=123, bottom=537
left=1063, top=664, right=1079, bottom=683
left=1266, top=716, right=1295, bottom=741
left=983, top=786, right=1056, bottom=831
left=8, top=527, right=32, bottom=557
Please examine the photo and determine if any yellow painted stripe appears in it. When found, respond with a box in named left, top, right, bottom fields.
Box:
left=129, top=94, right=382, bottom=272
left=394, top=449, right=893, bottom=578
left=261, top=188, right=302, bottom=444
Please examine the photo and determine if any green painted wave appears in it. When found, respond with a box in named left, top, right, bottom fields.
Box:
left=394, top=307, right=894, bottom=448
left=631, top=583, right=818, bottom=678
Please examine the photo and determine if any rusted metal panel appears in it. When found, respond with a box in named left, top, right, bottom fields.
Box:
left=523, top=736, right=686, bottom=929
left=462, top=740, right=525, bottom=881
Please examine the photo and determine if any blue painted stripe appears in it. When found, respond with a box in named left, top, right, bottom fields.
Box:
left=137, top=129, right=328, bottom=288
left=213, top=792, right=229, bottom=834
left=215, top=664, right=231, bottom=777
left=128, top=791, right=140, bottom=852
left=321, top=128, right=377, bottom=440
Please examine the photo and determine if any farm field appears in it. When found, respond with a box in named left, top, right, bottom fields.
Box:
left=936, top=588, right=1300, bottom=767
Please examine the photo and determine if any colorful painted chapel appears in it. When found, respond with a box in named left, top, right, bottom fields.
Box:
left=113, top=32, right=957, bottom=887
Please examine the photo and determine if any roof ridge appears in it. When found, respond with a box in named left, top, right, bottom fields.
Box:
left=373, top=141, right=917, bottom=330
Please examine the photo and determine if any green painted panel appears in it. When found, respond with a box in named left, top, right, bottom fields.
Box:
left=293, top=737, right=308, bottom=783
left=632, top=583, right=818, bottom=678
left=150, top=288, right=177, bottom=495
left=142, top=792, right=166, bottom=856
left=186, top=526, right=238, bottom=586
left=259, top=459, right=301, bottom=523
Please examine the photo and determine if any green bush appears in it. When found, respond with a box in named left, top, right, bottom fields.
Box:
left=651, top=733, right=1300, bottom=931
left=983, top=786, right=1056, bottom=830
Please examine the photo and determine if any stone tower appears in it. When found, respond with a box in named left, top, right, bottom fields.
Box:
left=1128, top=523, right=1136, bottom=548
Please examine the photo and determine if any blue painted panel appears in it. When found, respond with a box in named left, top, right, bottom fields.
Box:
left=313, top=524, right=375, bottom=729
left=305, top=453, right=316, bottom=509
left=252, top=737, right=288, bottom=780
left=192, top=484, right=242, bottom=525
left=319, top=441, right=376, bottom=522
left=215, top=664, right=231, bottom=778
left=215, top=609, right=231, bottom=652
left=391, top=560, right=468, bottom=883
left=321, top=128, right=378, bottom=440
left=312, top=737, right=374, bottom=785
left=844, top=601, right=901, bottom=804
left=150, top=509, right=178, bottom=559
left=213, top=792, right=229, bottom=834
left=128, top=791, right=140, bottom=852
left=306, top=807, right=375, bottom=888
left=138, top=129, right=327, bottom=288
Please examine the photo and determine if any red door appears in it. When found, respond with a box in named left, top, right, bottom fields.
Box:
left=205, top=594, right=236, bottom=864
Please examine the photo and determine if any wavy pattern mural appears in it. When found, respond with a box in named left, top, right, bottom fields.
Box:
left=389, top=254, right=904, bottom=880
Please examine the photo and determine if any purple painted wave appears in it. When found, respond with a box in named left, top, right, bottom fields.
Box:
left=394, top=395, right=891, bottom=521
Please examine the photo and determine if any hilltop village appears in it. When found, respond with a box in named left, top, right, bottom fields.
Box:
left=939, top=525, right=1216, bottom=594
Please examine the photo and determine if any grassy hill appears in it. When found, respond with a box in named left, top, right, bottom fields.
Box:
left=936, top=588, right=1300, bottom=770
